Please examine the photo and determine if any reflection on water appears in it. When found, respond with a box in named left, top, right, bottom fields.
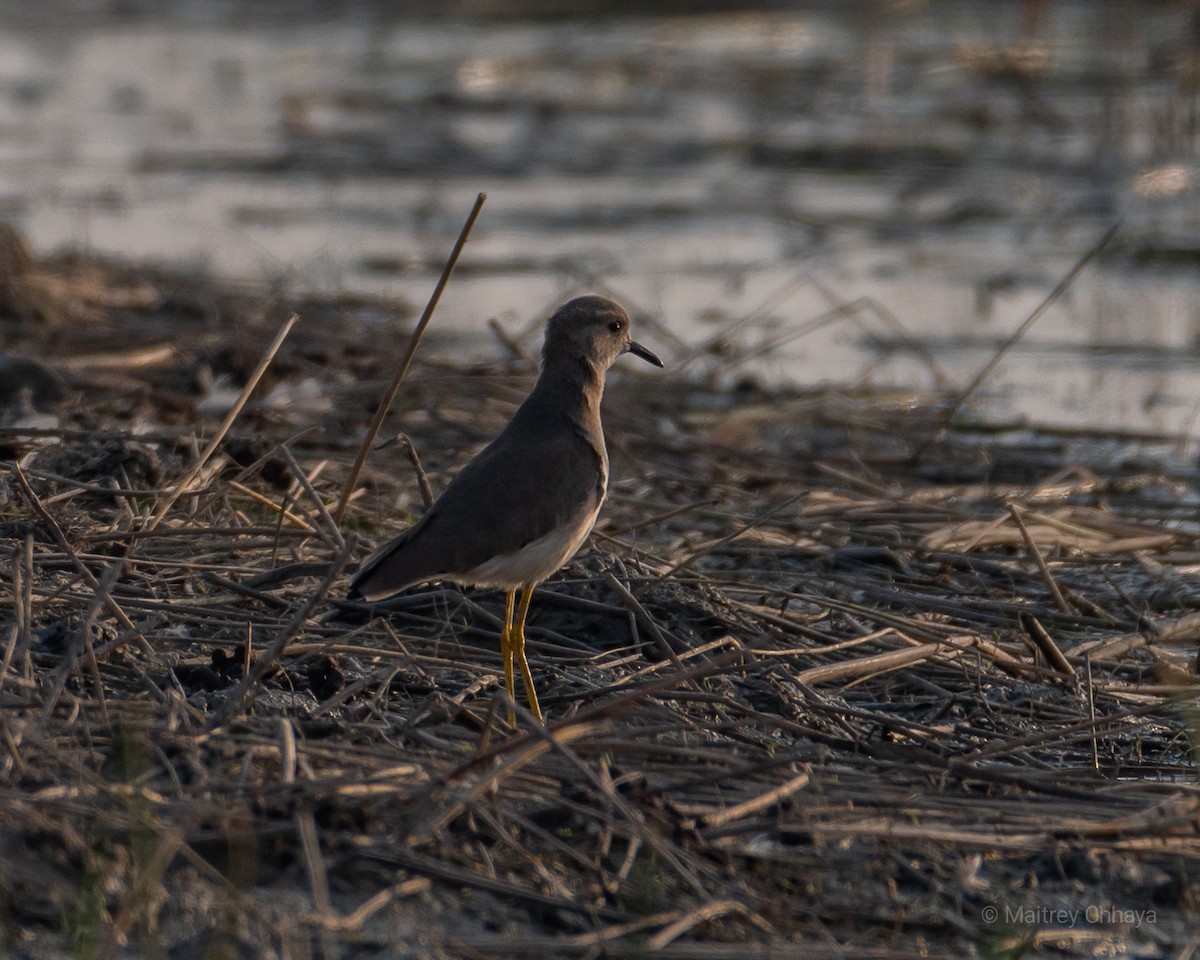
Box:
left=2, top=2, right=1200, bottom=433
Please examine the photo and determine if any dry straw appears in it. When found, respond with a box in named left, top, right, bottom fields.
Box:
left=1, top=227, right=1196, bottom=957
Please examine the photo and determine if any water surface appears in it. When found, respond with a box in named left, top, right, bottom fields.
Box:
left=2, top=3, right=1200, bottom=433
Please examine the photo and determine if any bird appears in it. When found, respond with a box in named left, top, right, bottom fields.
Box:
left=348, top=295, right=663, bottom=722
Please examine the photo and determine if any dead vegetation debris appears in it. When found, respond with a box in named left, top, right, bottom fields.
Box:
left=0, top=251, right=1198, bottom=959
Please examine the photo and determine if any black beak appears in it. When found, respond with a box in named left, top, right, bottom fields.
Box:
left=626, top=340, right=664, bottom=367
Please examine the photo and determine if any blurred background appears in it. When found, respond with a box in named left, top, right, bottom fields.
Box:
left=2, top=0, right=1200, bottom=433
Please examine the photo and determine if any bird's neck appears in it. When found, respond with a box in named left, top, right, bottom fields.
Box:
left=527, top=354, right=605, bottom=431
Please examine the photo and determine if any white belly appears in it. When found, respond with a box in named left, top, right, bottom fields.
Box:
left=458, top=500, right=602, bottom=588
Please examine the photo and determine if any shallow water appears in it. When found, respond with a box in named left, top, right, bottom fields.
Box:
left=3, top=2, right=1200, bottom=433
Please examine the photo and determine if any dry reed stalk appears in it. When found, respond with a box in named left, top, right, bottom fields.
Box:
left=278, top=445, right=343, bottom=548
left=0, top=536, right=33, bottom=695
left=10, top=462, right=151, bottom=663
left=698, top=768, right=811, bottom=827
left=226, top=480, right=317, bottom=532
left=396, top=433, right=434, bottom=509
left=317, top=879, right=432, bottom=933
left=563, top=909, right=686, bottom=950
left=663, top=494, right=803, bottom=578
left=334, top=192, right=486, bottom=523
left=405, top=719, right=607, bottom=844
left=604, top=572, right=687, bottom=668
left=1007, top=502, right=1072, bottom=613
left=923, top=222, right=1120, bottom=440
left=647, top=900, right=774, bottom=950
left=296, top=809, right=337, bottom=960
left=1019, top=613, right=1075, bottom=676
left=149, top=313, right=298, bottom=528
left=487, top=316, right=539, bottom=368
left=207, top=538, right=354, bottom=728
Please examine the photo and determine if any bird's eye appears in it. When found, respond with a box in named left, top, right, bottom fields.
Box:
left=608, top=319, right=624, bottom=334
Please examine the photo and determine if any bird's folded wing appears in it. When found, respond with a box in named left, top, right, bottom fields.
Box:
left=350, top=426, right=604, bottom=599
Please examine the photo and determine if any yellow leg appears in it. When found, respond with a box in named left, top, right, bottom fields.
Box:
left=501, top=589, right=517, bottom=724
left=511, top=583, right=544, bottom=723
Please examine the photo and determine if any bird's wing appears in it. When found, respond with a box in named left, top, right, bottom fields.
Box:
left=348, top=422, right=605, bottom=600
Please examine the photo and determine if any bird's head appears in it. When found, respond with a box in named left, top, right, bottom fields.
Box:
left=542, top=295, right=664, bottom=372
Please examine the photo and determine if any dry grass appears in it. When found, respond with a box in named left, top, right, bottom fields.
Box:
left=1, top=249, right=1198, bottom=958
